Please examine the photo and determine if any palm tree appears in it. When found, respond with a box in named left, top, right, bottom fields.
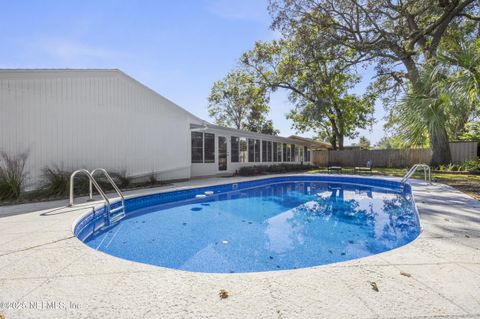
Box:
left=393, top=41, right=480, bottom=166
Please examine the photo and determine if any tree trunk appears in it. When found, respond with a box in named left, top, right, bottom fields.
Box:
left=330, top=134, right=337, bottom=150
left=429, top=126, right=452, bottom=166
left=338, top=135, right=344, bottom=150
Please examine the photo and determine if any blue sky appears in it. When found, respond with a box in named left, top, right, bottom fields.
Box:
left=0, top=0, right=385, bottom=144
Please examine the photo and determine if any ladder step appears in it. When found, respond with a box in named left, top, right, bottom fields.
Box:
left=110, top=210, right=125, bottom=222
left=110, top=206, right=125, bottom=214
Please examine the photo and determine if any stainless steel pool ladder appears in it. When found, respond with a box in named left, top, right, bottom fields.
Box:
left=69, top=168, right=126, bottom=224
left=401, top=164, right=432, bottom=187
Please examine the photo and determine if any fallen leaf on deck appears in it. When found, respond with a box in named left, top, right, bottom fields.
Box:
left=219, top=289, right=229, bottom=299
left=400, top=271, right=412, bottom=277
left=370, top=281, right=379, bottom=292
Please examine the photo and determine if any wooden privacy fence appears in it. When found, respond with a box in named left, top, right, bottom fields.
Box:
left=312, top=141, right=479, bottom=168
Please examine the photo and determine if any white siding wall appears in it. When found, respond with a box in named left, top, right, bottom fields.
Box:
left=0, top=70, right=201, bottom=187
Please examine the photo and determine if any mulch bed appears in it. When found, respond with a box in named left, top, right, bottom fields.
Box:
left=436, top=178, right=480, bottom=200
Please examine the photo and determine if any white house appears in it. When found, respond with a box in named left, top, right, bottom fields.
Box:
left=0, top=69, right=329, bottom=187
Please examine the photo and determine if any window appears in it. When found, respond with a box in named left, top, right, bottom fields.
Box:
left=254, top=139, right=260, bottom=162
left=262, top=140, right=267, bottom=162
left=191, top=132, right=203, bottom=163
left=304, top=146, right=310, bottom=162
left=296, top=146, right=303, bottom=162
left=204, top=133, right=215, bottom=163
left=267, top=141, right=272, bottom=162
left=191, top=132, right=215, bottom=164
left=231, top=136, right=239, bottom=163
left=286, top=144, right=291, bottom=162
left=291, top=144, right=296, bottom=162
left=283, top=143, right=287, bottom=162
left=240, top=137, right=248, bottom=163
left=273, top=142, right=278, bottom=162
left=277, top=143, right=282, bottom=162
left=248, top=139, right=254, bottom=162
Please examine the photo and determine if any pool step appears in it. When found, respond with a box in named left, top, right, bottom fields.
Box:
left=109, top=205, right=126, bottom=223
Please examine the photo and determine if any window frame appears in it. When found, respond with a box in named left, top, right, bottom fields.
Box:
left=231, top=136, right=239, bottom=163
left=191, top=132, right=204, bottom=163
left=204, top=133, right=215, bottom=163
left=254, top=139, right=261, bottom=162
left=262, top=140, right=268, bottom=162
left=267, top=141, right=272, bottom=162
left=273, top=142, right=278, bottom=162
left=239, top=137, right=248, bottom=163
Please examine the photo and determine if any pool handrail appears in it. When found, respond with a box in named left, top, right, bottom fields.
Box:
left=401, top=164, right=431, bottom=186
left=89, top=168, right=125, bottom=207
left=69, top=169, right=111, bottom=210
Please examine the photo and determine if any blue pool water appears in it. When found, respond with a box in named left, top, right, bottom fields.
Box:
left=77, top=176, right=421, bottom=273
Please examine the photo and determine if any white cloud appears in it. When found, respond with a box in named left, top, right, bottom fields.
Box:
left=37, top=38, right=125, bottom=63
left=205, top=0, right=268, bottom=22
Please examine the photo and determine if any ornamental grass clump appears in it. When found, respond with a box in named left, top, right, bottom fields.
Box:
left=40, top=166, right=89, bottom=197
left=40, top=166, right=71, bottom=197
left=111, top=170, right=132, bottom=189
left=0, top=151, right=29, bottom=201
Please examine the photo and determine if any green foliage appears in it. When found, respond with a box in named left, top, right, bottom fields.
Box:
left=358, top=136, right=371, bottom=149
left=238, top=164, right=315, bottom=176
left=208, top=69, right=278, bottom=135
left=110, top=170, right=132, bottom=189
left=459, top=122, right=480, bottom=141
left=148, top=173, right=157, bottom=185
left=0, top=151, right=28, bottom=201
left=40, top=166, right=70, bottom=197
left=375, top=136, right=393, bottom=150
left=244, top=119, right=279, bottom=135
left=460, top=158, right=480, bottom=172
left=386, top=41, right=480, bottom=163
left=241, top=35, right=374, bottom=149
left=437, top=158, right=480, bottom=172
left=388, top=64, right=450, bottom=147
left=268, top=0, right=479, bottom=99
left=268, top=0, right=479, bottom=163
left=40, top=166, right=90, bottom=197
left=375, top=135, right=410, bottom=150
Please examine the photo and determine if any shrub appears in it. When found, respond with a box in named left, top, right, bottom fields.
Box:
left=238, top=164, right=315, bottom=176
left=460, top=157, right=480, bottom=172
left=0, top=151, right=29, bottom=201
left=110, top=170, right=132, bottom=189
left=40, top=166, right=71, bottom=197
left=40, top=166, right=90, bottom=197
left=149, top=173, right=158, bottom=185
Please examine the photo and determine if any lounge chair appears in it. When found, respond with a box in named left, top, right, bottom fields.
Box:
left=327, top=165, right=342, bottom=173
left=354, top=160, right=373, bottom=174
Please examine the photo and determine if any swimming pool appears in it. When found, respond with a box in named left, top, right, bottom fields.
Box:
left=74, top=176, right=421, bottom=273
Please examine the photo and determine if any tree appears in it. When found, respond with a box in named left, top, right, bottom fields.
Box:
left=240, top=30, right=374, bottom=149
left=245, top=118, right=279, bottom=135
left=442, top=40, right=480, bottom=139
left=268, top=0, right=480, bottom=164
left=208, top=70, right=278, bottom=134
left=375, top=136, right=393, bottom=150
left=459, top=122, right=480, bottom=140
left=358, top=136, right=371, bottom=149
left=386, top=40, right=480, bottom=154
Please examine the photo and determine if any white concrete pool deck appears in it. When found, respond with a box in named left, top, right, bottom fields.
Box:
left=0, top=174, right=479, bottom=319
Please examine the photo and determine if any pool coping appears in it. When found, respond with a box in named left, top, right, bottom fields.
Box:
left=1, top=173, right=479, bottom=318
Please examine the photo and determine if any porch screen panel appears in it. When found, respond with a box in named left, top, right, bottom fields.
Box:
left=204, top=133, right=215, bottom=163
left=191, top=132, right=203, bottom=163
left=231, top=136, right=239, bottom=163
left=248, top=139, right=255, bottom=162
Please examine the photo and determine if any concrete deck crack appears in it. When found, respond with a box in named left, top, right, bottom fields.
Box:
left=0, top=235, right=75, bottom=257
